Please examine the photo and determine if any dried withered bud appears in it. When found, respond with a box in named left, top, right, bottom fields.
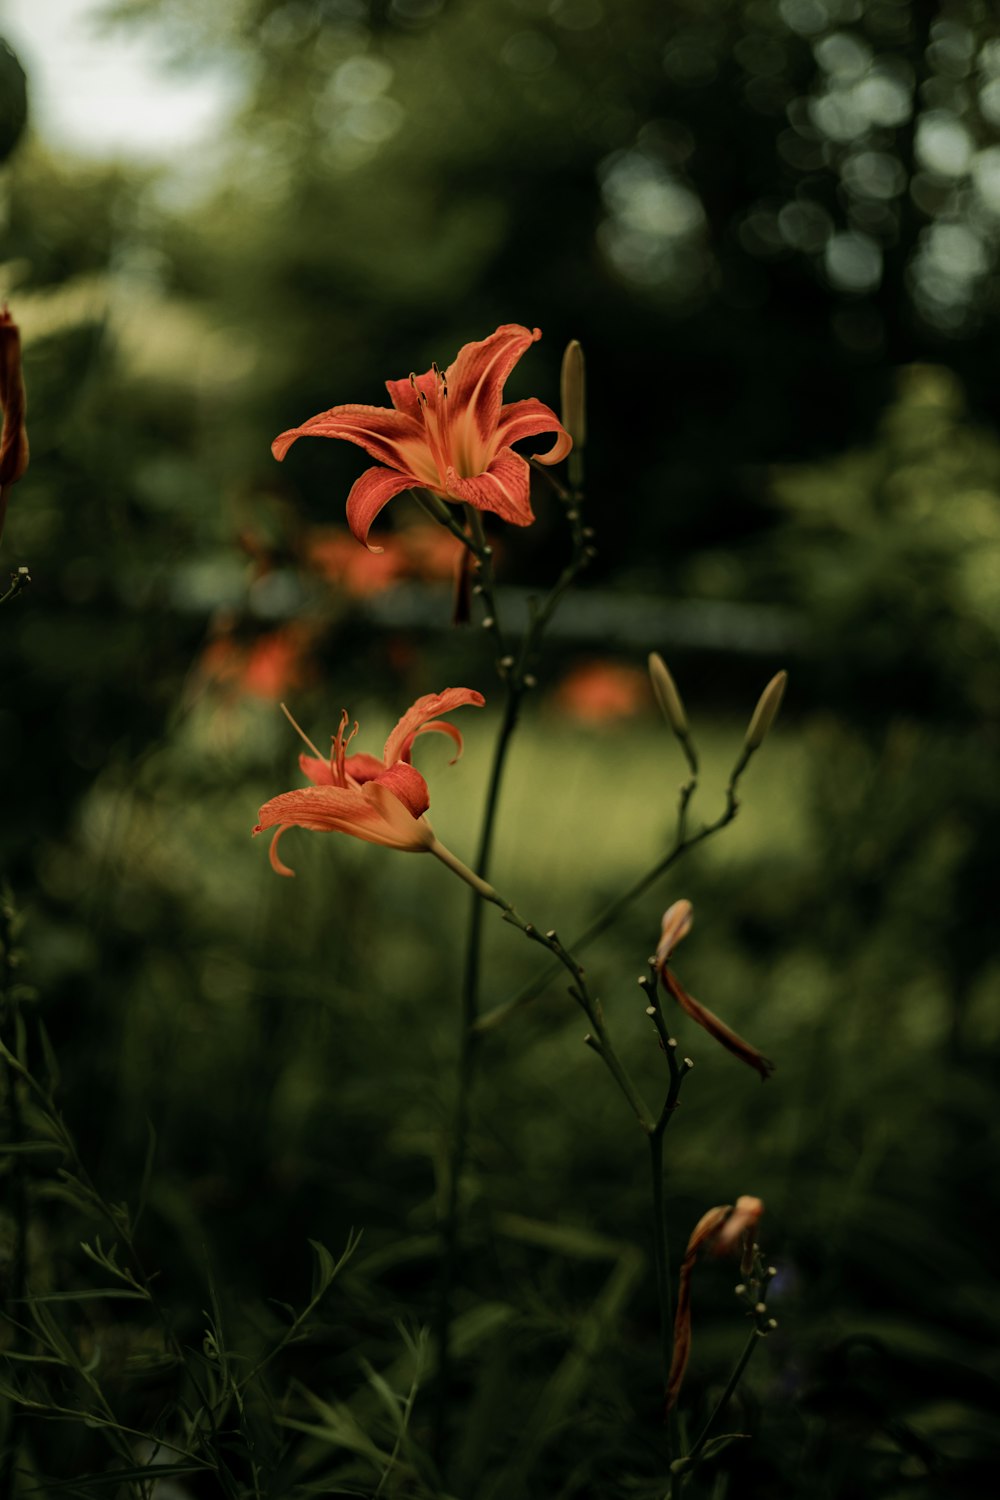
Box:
left=0, top=305, right=29, bottom=488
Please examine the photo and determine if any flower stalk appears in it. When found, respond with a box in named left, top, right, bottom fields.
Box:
left=1, top=305, right=29, bottom=562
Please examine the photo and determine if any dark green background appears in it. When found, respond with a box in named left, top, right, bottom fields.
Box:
left=1, top=2, right=999, bottom=1495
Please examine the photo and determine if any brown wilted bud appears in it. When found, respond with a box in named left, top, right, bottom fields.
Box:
left=744, top=670, right=787, bottom=751
left=710, top=1195, right=763, bottom=1255
left=659, top=967, right=775, bottom=1082
left=0, top=305, right=29, bottom=489
left=666, top=1196, right=765, bottom=1413
left=648, top=652, right=689, bottom=736
left=560, top=339, right=586, bottom=449
left=655, top=899, right=693, bottom=965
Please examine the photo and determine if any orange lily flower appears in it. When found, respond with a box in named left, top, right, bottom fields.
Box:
left=254, top=687, right=484, bottom=873
left=272, top=324, right=571, bottom=550
left=667, top=1195, right=764, bottom=1413
left=655, top=901, right=774, bottom=1081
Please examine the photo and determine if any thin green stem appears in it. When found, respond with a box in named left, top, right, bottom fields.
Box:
left=430, top=687, right=521, bottom=1467
left=465, top=507, right=510, bottom=664
left=671, top=1256, right=775, bottom=1492
left=429, top=467, right=590, bottom=1469
left=0, top=1054, right=27, bottom=1493
left=688, top=1328, right=760, bottom=1463
left=409, top=488, right=481, bottom=555
left=642, top=977, right=693, bottom=1450
left=474, top=793, right=737, bottom=1034
left=582, top=1025, right=655, bottom=1133
left=1, top=892, right=32, bottom=1492
left=649, top=1130, right=671, bottom=1387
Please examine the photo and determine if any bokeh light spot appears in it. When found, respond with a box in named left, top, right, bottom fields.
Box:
left=824, top=229, right=883, bottom=291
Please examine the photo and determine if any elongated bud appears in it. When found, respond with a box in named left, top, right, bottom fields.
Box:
left=560, top=339, right=585, bottom=449
left=745, top=670, right=787, bottom=751
left=0, top=305, right=29, bottom=487
left=648, top=652, right=688, bottom=736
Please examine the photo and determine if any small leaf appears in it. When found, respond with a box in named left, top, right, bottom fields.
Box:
left=24, top=1288, right=151, bottom=1303
left=672, top=1433, right=750, bottom=1475
left=135, top=1118, right=157, bottom=1230
left=0, top=1140, right=63, bottom=1156
left=359, top=1359, right=403, bottom=1427
left=308, top=1228, right=362, bottom=1298
left=37, top=1018, right=61, bottom=1093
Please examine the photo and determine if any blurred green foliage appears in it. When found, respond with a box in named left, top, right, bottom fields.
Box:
left=2, top=0, right=1000, bottom=1495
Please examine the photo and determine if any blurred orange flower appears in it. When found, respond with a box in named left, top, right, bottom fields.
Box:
left=272, top=324, right=571, bottom=549
left=305, top=527, right=410, bottom=596
left=397, top=523, right=467, bottom=582
left=304, top=522, right=466, bottom=596
left=554, top=660, right=648, bottom=724
left=254, top=687, right=485, bottom=873
left=198, top=625, right=311, bottom=702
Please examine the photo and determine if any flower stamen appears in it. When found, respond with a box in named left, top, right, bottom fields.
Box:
left=280, top=701, right=324, bottom=761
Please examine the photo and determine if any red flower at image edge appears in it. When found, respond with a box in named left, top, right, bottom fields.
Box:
left=272, top=324, right=571, bottom=550
left=254, top=688, right=485, bottom=872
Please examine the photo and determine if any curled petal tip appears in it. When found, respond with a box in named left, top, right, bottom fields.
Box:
left=254, top=819, right=297, bottom=876
left=657, top=899, right=693, bottom=963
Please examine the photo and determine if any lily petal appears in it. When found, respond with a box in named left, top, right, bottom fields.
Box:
left=268, top=824, right=297, bottom=878
left=374, top=761, right=430, bottom=817
left=383, top=687, right=485, bottom=767
left=495, top=397, right=572, bottom=466
left=345, top=465, right=423, bottom=552
left=405, top=718, right=465, bottom=763
left=445, top=326, right=541, bottom=452
left=272, top=403, right=427, bottom=472
left=255, top=780, right=434, bottom=853
left=444, top=448, right=535, bottom=528
left=344, top=751, right=392, bottom=785
left=298, top=750, right=385, bottom=786
left=385, top=370, right=439, bottom=417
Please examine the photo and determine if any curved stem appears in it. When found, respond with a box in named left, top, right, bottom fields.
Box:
left=474, top=792, right=739, bottom=1034
left=688, top=1328, right=760, bottom=1464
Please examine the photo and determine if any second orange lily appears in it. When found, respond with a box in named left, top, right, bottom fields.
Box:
left=254, top=687, right=484, bottom=874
